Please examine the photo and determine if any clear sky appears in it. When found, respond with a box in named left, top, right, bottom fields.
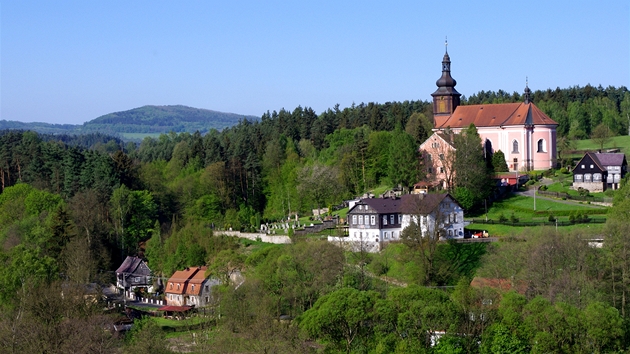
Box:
left=2, top=1, right=629, bottom=125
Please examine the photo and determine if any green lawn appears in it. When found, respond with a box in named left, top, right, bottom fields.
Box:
left=467, top=194, right=608, bottom=236
left=467, top=222, right=605, bottom=237
left=575, top=135, right=630, bottom=153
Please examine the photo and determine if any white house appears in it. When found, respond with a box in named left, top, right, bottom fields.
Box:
left=330, top=193, right=465, bottom=252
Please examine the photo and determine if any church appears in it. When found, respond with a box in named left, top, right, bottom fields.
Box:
left=426, top=46, right=558, bottom=172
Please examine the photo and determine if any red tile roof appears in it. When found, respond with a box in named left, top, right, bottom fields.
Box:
left=435, top=102, right=557, bottom=129
left=166, top=267, right=208, bottom=296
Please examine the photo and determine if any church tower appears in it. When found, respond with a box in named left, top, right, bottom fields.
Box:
left=431, top=41, right=461, bottom=124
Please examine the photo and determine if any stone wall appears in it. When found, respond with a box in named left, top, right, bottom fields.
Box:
left=216, top=231, right=292, bottom=244
left=572, top=181, right=605, bottom=193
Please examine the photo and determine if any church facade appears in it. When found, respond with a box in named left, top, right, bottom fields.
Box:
left=427, top=47, right=558, bottom=171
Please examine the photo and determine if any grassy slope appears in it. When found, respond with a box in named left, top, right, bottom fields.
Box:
left=467, top=194, right=607, bottom=236
left=575, top=135, right=630, bottom=153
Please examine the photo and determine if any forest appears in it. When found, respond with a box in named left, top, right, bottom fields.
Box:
left=0, top=84, right=629, bottom=353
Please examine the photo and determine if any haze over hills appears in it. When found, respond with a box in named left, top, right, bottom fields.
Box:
left=0, top=105, right=259, bottom=140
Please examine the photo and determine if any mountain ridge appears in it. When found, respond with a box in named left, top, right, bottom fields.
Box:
left=0, top=105, right=259, bottom=141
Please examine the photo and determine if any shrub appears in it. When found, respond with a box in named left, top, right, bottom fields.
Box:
left=548, top=213, right=555, bottom=222
left=510, top=213, right=519, bottom=223
left=498, top=213, right=508, bottom=223
left=577, top=187, right=590, bottom=197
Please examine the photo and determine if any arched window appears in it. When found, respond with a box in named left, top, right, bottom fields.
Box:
left=537, top=139, right=546, bottom=153
left=512, top=140, right=519, bottom=153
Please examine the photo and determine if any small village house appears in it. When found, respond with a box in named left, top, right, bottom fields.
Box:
left=572, top=152, right=627, bottom=192
left=165, top=266, right=220, bottom=307
left=115, top=256, right=153, bottom=293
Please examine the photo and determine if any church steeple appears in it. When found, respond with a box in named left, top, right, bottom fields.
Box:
left=431, top=39, right=461, bottom=119
left=523, top=77, right=532, bottom=104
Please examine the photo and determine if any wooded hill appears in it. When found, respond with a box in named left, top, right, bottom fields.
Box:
left=0, top=105, right=259, bottom=138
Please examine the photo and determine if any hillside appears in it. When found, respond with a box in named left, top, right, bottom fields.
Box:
left=79, top=105, right=259, bottom=135
left=0, top=105, right=259, bottom=140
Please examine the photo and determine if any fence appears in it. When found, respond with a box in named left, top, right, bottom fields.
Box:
left=469, top=217, right=606, bottom=227
left=537, top=190, right=612, bottom=204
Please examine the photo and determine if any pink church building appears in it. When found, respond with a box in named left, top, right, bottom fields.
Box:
left=427, top=47, right=558, bottom=171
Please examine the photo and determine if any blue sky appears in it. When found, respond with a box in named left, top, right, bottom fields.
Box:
left=2, top=1, right=629, bottom=124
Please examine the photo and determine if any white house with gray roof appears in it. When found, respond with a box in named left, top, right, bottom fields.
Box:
left=330, top=193, right=464, bottom=252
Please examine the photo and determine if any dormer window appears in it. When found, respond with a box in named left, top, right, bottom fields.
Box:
left=177, top=284, right=180, bottom=290
left=191, top=285, right=195, bottom=292
left=169, top=283, right=173, bottom=289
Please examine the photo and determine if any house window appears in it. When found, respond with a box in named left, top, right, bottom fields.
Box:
left=512, top=140, right=519, bottom=153
left=581, top=165, right=585, bottom=169
left=440, top=167, right=444, bottom=173
left=428, top=167, right=433, bottom=174
left=439, top=153, right=444, bottom=160
left=448, top=230, right=452, bottom=237
left=537, top=139, right=546, bottom=153
left=370, top=215, right=376, bottom=225
left=134, top=277, right=140, bottom=283
left=170, top=294, right=173, bottom=300
left=383, top=216, right=388, bottom=225
left=177, top=284, right=180, bottom=290
left=169, top=283, right=173, bottom=289
left=359, top=205, right=363, bottom=210
left=384, top=232, right=388, bottom=239
left=590, top=164, right=594, bottom=169
left=358, top=215, right=363, bottom=225
left=584, top=174, right=592, bottom=182
left=390, top=215, right=395, bottom=225
left=364, top=215, right=369, bottom=225
left=427, top=154, right=432, bottom=161
left=575, top=174, right=583, bottom=181
left=352, top=215, right=357, bottom=225
left=593, top=173, right=602, bottom=181
left=191, top=285, right=195, bottom=292
left=398, top=214, right=402, bottom=224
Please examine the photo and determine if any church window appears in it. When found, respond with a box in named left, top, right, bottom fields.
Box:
left=537, top=139, right=546, bottom=153
left=512, top=140, right=519, bottom=153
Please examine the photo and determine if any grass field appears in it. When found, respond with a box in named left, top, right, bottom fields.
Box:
left=575, top=135, right=630, bottom=153
left=467, top=194, right=608, bottom=236
left=120, top=132, right=163, bottom=141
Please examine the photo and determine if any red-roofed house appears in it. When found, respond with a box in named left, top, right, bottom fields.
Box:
left=165, top=266, right=220, bottom=307
left=428, top=47, right=558, bottom=171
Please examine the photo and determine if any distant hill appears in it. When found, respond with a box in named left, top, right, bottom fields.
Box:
left=0, top=105, right=259, bottom=141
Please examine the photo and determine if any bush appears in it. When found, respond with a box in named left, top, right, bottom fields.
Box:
left=548, top=213, right=555, bottom=222
left=498, top=213, right=508, bottom=223
left=510, top=213, right=519, bottom=223
left=577, top=187, right=590, bottom=197
left=539, top=185, right=548, bottom=191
